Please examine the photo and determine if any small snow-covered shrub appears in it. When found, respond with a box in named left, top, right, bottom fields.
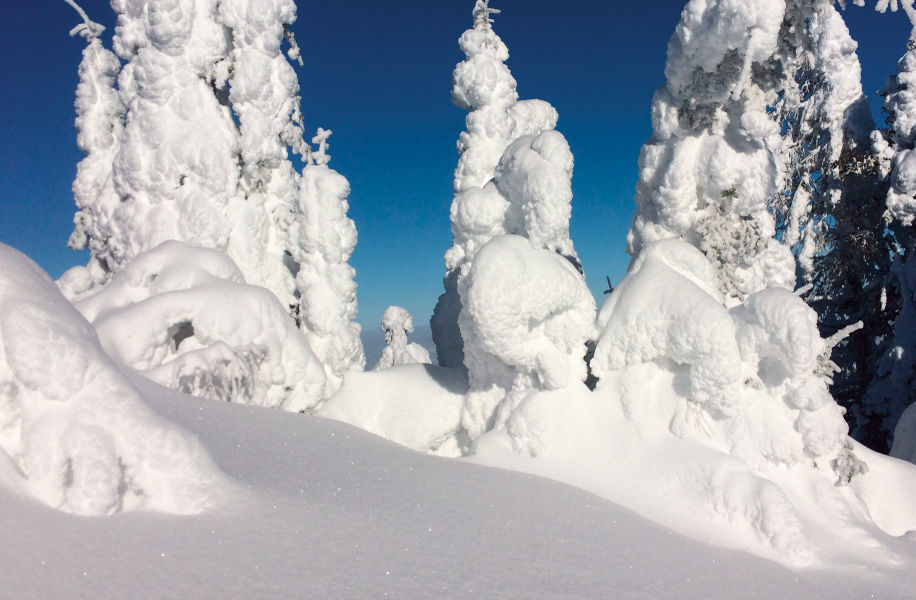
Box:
left=460, top=235, right=595, bottom=439
left=0, top=243, right=221, bottom=516
left=592, top=240, right=851, bottom=473
left=61, top=241, right=327, bottom=412
left=374, top=306, right=431, bottom=371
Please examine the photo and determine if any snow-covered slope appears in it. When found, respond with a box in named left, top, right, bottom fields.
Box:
left=1, top=376, right=912, bottom=600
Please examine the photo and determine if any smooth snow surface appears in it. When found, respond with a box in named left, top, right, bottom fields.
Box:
left=2, top=374, right=914, bottom=600
left=0, top=243, right=223, bottom=517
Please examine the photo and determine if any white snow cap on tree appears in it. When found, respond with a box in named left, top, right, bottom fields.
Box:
left=292, top=129, right=366, bottom=395
left=628, top=0, right=796, bottom=303
left=432, top=0, right=560, bottom=367
left=374, top=306, right=432, bottom=371
left=0, top=243, right=222, bottom=516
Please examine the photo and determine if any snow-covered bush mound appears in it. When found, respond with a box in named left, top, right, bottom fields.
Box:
left=59, top=241, right=327, bottom=412
left=374, top=306, right=431, bottom=371
left=321, top=364, right=468, bottom=457
left=592, top=240, right=848, bottom=471
left=432, top=1, right=561, bottom=367
left=460, top=235, right=595, bottom=439
left=0, top=243, right=221, bottom=516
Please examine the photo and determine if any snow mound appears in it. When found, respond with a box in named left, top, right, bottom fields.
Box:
left=374, top=306, right=431, bottom=371
left=61, top=241, right=327, bottom=412
left=321, top=364, right=468, bottom=457
left=460, top=235, right=595, bottom=439
left=593, top=240, right=847, bottom=467
left=0, top=243, right=222, bottom=516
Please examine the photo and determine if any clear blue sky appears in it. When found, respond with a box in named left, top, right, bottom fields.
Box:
left=0, top=1, right=912, bottom=330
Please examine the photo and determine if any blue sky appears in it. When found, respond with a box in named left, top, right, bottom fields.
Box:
left=0, top=1, right=912, bottom=330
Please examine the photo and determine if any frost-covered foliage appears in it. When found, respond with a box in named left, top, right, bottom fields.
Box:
left=431, top=1, right=560, bottom=367
left=374, top=306, right=431, bottom=371
left=628, top=0, right=797, bottom=303
left=59, top=241, right=327, bottom=412
left=459, top=235, right=595, bottom=440
left=0, top=243, right=221, bottom=516
left=292, top=130, right=365, bottom=394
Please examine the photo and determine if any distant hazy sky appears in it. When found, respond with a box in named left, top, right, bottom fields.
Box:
left=0, top=1, right=912, bottom=329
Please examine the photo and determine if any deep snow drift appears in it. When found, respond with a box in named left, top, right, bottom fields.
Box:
left=0, top=243, right=223, bottom=516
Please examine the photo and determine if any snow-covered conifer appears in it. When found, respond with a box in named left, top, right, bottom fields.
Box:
left=220, top=0, right=308, bottom=314
left=859, top=33, right=916, bottom=450
left=66, top=1, right=126, bottom=285
left=292, top=130, right=365, bottom=395
left=431, top=1, right=559, bottom=367
left=373, top=306, right=432, bottom=371
left=628, top=0, right=796, bottom=303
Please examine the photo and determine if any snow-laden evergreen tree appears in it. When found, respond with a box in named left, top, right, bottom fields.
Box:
left=373, top=306, right=431, bottom=371
left=767, top=1, right=897, bottom=447
left=861, top=26, right=916, bottom=450
left=628, top=0, right=798, bottom=304
left=63, top=0, right=363, bottom=402
left=66, top=1, right=126, bottom=285
left=219, top=0, right=308, bottom=315
left=292, top=129, right=365, bottom=395
left=431, top=0, right=559, bottom=367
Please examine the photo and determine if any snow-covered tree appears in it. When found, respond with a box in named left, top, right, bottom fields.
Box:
left=628, top=0, right=797, bottom=303
left=66, top=1, right=125, bottom=285
left=63, top=0, right=364, bottom=401
left=431, top=0, right=559, bottom=367
left=373, top=306, right=431, bottom=371
left=767, top=2, right=896, bottom=446
left=859, top=31, right=916, bottom=450
left=292, top=129, right=365, bottom=395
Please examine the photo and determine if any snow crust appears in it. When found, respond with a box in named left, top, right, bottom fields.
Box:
left=373, top=306, right=431, bottom=371
left=0, top=243, right=222, bottom=516
left=61, top=241, right=327, bottom=412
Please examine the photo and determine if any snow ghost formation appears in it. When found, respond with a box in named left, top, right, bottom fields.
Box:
left=0, top=243, right=221, bottom=516
left=431, top=0, right=561, bottom=368
left=65, top=0, right=363, bottom=400
left=594, top=0, right=863, bottom=489
left=374, top=306, right=432, bottom=371
left=292, top=129, right=366, bottom=394
left=628, top=0, right=798, bottom=303
left=428, top=2, right=593, bottom=439
left=62, top=241, right=328, bottom=412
